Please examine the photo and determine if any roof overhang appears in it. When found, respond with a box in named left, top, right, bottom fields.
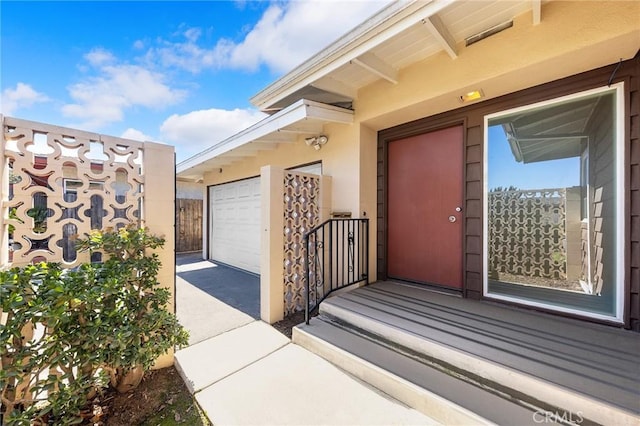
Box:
left=250, top=0, right=541, bottom=113
left=176, top=99, right=353, bottom=180
left=495, top=95, right=604, bottom=164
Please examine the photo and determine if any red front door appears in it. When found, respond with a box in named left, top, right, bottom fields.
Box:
left=387, top=125, right=464, bottom=289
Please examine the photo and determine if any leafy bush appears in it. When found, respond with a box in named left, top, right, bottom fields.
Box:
left=75, top=227, right=189, bottom=391
left=0, top=262, right=102, bottom=425
left=0, top=227, right=188, bottom=424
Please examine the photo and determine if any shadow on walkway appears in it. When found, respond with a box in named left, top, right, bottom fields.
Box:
left=176, top=253, right=260, bottom=319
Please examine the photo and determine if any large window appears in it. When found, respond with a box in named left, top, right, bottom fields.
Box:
left=484, top=84, right=624, bottom=321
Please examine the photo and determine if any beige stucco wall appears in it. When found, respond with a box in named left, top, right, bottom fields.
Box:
left=201, top=0, right=639, bottom=319
left=143, top=141, right=177, bottom=369
left=203, top=122, right=362, bottom=214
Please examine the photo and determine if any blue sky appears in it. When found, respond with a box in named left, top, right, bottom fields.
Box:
left=1, top=1, right=389, bottom=162
left=487, top=126, right=580, bottom=191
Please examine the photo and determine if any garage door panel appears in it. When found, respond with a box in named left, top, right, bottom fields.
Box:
left=209, top=177, right=261, bottom=274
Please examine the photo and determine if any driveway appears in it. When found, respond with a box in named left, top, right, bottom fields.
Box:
left=176, top=253, right=260, bottom=345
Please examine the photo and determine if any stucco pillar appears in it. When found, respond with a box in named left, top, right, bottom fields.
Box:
left=201, top=183, right=208, bottom=260
left=319, top=174, right=332, bottom=222
left=359, top=124, right=378, bottom=283
left=142, top=141, right=176, bottom=368
left=260, top=165, right=285, bottom=324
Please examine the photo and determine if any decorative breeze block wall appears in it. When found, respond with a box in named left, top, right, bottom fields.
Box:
left=488, top=188, right=573, bottom=280
left=2, top=117, right=148, bottom=268
left=283, top=171, right=320, bottom=315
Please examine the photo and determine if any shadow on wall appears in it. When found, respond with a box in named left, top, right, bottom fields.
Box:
left=176, top=253, right=260, bottom=319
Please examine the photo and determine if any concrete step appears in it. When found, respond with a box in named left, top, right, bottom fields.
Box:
left=176, top=321, right=439, bottom=426
left=293, top=316, right=548, bottom=426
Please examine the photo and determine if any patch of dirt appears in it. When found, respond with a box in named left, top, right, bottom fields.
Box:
left=498, top=272, right=584, bottom=292
left=100, top=366, right=209, bottom=426
left=82, top=313, right=312, bottom=425
left=272, top=310, right=310, bottom=338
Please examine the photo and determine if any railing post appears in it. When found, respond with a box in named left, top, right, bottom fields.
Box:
left=328, top=220, right=332, bottom=298
left=365, top=219, right=369, bottom=284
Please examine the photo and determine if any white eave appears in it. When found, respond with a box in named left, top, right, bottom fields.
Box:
left=176, top=99, right=353, bottom=180
left=250, top=0, right=543, bottom=112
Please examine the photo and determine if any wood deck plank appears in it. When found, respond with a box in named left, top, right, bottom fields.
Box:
left=322, top=281, right=640, bottom=414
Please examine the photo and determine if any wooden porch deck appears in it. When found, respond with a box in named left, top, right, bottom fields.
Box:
left=299, top=281, right=640, bottom=425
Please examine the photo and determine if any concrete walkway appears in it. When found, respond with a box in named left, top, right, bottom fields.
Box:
left=174, top=254, right=438, bottom=426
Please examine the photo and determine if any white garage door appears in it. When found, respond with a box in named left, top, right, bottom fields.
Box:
left=209, top=177, right=261, bottom=274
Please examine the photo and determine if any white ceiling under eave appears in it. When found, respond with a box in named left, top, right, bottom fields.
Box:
left=251, top=0, right=542, bottom=112
left=176, top=99, right=354, bottom=181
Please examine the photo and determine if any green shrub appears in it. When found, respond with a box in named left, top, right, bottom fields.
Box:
left=75, top=226, right=189, bottom=391
left=0, top=226, right=188, bottom=424
left=0, top=262, right=101, bottom=425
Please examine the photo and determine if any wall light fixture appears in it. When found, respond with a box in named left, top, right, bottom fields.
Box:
left=305, top=135, right=329, bottom=150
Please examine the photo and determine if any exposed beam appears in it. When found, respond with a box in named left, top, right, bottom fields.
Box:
left=532, top=0, right=541, bottom=25
left=351, top=52, right=398, bottom=84
left=422, top=14, right=457, bottom=59
left=252, top=133, right=296, bottom=143
left=513, top=134, right=588, bottom=141
left=277, top=125, right=323, bottom=135
left=216, top=155, right=246, bottom=162
left=234, top=142, right=278, bottom=154
left=216, top=157, right=243, bottom=167
left=304, top=103, right=354, bottom=124
left=312, top=76, right=358, bottom=100
left=228, top=148, right=259, bottom=157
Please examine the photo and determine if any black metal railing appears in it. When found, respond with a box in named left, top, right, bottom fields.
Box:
left=304, top=218, right=369, bottom=324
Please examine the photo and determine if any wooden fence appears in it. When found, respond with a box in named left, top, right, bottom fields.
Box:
left=176, top=198, right=202, bottom=253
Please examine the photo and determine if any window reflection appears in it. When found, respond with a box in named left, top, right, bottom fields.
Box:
left=486, top=87, right=620, bottom=318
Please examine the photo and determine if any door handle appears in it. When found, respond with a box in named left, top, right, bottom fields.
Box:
left=448, top=215, right=457, bottom=223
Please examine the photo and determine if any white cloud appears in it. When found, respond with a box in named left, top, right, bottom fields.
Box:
left=1, top=82, right=49, bottom=116
left=150, top=38, right=219, bottom=74
left=160, top=107, right=267, bottom=161
left=84, top=48, right=116, bottom=66
left=143, top=0, right=391, bottom=75
left=231, top=0, right=392, bottom=74
left=183, top=27, right=202, bottom=43
left=121, top=128, right=154, bottom=142
left=62, top=50, right=187, bottom=129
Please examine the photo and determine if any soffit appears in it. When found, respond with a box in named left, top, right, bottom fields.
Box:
left=252, top=0, right=539, bottom=112
left=176, top=99, right=353, bottom=180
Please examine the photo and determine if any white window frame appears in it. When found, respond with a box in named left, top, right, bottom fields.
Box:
left=482, top=83, right=625, bottom=322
